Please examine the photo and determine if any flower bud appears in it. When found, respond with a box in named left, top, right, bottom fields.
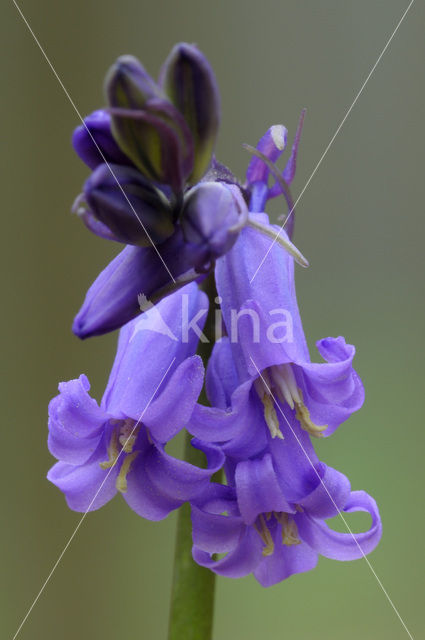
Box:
left=72, top=109, right=131, bottom=170
left=105, top=56, right=193, bottom=192
left=105, top=55, right=161, bottom=109
left=181, top=182, right=248, bottom=270
left=160, top=43, right=220, bottom=184
left=72, top=230, right=203, bottom=339
left=83, top=164, right=174, bottom=246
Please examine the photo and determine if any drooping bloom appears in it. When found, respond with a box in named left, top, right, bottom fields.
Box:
left=186, top=330, right=381, bottom=585
left=191, top=475, right=381, bottom=587
left=188, top=220, right=364, bottom=461
left=47, top=284, right=224, bottom=517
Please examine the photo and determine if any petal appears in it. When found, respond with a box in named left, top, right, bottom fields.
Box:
left=188, top=381, right=267, bottom=460
left=191, top=505, right=244, bottom=554
left=48, top=375, right=107, bottom=465
left=235, top=454, right=293, bottom=525
left=296, top=490, right=382, bottom=561
left=254, top=539, right=318, bottom=587
left=220, top=397, right=268, bottom=460
left=215, top=220, right=309, bottom=381
left=144, top=438, right=224, bottom=502
left=102, top=283, right=208, bottom=417
left=297, top=336, right=365, bottom=436
left=268, top=109, right=305, bottom=195
left=190, top=341, right=268, bottom=458
left=142, top=356, right=204, bottom=442
left=269, top=409, right=321, bottom=503
left=298, top=464, right=351, bottom=519
left=47, top=438, right=118, bottom=512
left=193, top=525, right=263, bottom=579
left=122, top=453, right=182, bottom=521
left=205, top=338, right=240, bottom=409
left=246, top=125, right=288, bottom=185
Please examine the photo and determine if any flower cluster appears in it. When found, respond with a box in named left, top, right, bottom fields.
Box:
left=48, top=43, right=381, bottom=587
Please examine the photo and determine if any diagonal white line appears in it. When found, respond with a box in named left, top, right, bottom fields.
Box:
left=250, top=357, right=414, bottom=640
left=11, top=356, right=177, bottom=640
left=250, top=0, right=415, bottom=284
left=12, top=0, right=176, bottom=284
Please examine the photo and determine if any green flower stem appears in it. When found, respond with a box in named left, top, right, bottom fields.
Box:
left=167, top=432, right=217, bottom=640
left=168, top=273, right=218, bottom=640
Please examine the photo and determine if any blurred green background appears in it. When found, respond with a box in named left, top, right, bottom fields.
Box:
left=2, top=1, right=424, bottom=638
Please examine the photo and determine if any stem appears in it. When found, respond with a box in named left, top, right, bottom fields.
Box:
left=168, top=273, right=218, bottom=640
left=167, top=433, right=217, bottom=640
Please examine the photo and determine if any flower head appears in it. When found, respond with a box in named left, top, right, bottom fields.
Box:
left=191, top=478, right=381, bottom=587
left=48, top=284, right=224, bottom=517
left=187, top=221, right=364, bottom=462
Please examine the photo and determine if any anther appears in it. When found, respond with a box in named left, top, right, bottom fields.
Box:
left=116, top=451, right=140, bottom=493
left=255, top=514, right=275, bottom=557
left=99, top=429, right=119, bottom=469
left=255, top=376, right=284, bottom=439
left=118, top=419, right=139, bottom=452
left=277, top=513, right=301, bottom=546
left=272, top=364, right=327, bottom=438
left=294, top=389, right=327, bottom=438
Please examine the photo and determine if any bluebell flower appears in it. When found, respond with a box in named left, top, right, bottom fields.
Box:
left=48, top=284, right=224, bottom=518
left=187, top=222, right=364, bottom=459
left=191, top=473, right=381, bottom=586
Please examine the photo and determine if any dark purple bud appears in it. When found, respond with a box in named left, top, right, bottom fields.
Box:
left=105, top=55, right=161, bottom=109
left=160, top=43, right=220, bottom=184
left=72, top=110, right=131, bottom=170
left=105, top=56, right=193, bottom=191
left=181, top=182, right=248, bottom=269
left=83, top=164, right=174, bottom=247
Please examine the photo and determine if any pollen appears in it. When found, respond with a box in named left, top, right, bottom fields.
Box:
left=294, top=389, right=327, bottom=438
left=116, top=451, right=140, bottom=493
left=99, top=429, right=119, bottom=469
left=118, top=419, right=139, bottom=452
left=255, top=514, right=275, bottom=556
left=271, top=364, right=328, bottom=438
left=255, top=375, right=284, bottom=439
left=276, top=512, right=301, bottom=546
left=99, top=420, right=142, bottom=492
